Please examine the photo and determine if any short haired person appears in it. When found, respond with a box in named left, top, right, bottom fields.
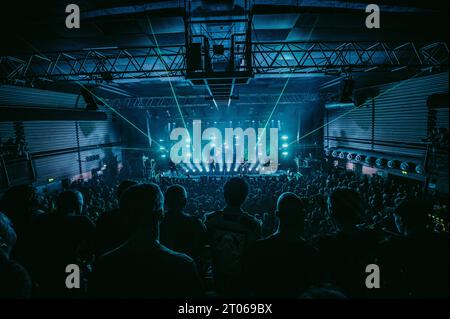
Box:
left=90, top=184, right=204, bottom=298
left=204, top=177, right=261, bottom=297
left=160, top=185, right=208, bottom=275
left=27, top=190, right=95, bottom=298
left=243, top=192, right=318, bottom=298
left=0, top=212, right=32, bottom=298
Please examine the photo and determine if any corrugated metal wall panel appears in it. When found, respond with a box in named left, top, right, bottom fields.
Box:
left=325, top=104, right=373, bottom=150
left=23, top=121, right=77, bottom=153
left=0, top=122, right=15, bottom=141
left=0, top=85, right=85, bottom=108
left=33, top=153, right=80, bottom=182
left=77, top=111, right=121, bottom=147
left=373, top=73, right=448, bottom=157
left=436, top=108, right=449, bottom=129
left=325, top=72, right=449, bottom=160
left=79, top=147, right=122, bottom=173
left=1, top=86, right=122, bottom=184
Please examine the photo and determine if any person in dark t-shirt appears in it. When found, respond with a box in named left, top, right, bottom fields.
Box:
left=89, top=183, right=204, bottom=299
left=243, top=192, right=318, bottom=298
left=27, top=190, right=95, bottom=298
left=204, top=177, right=261, bottom=297
left=94, top=180, right=138, bottom=256
left=0, top=212, right=32, bottom=299
left=160, top=184, right=208, bottom=275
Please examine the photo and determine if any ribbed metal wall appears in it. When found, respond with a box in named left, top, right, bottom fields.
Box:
left=325, top=104, right=373, bottom=151
left=24, top=121, right=78, bottom=152
left=0, top=86, right=122, bottom=184
left=373, top=72, right=448, bottom=157
left=0, top=85, right=85, bottom=108
left=325, top=72, right=449, bottom=160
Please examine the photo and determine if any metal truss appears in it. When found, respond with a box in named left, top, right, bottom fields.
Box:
left=0, top=45, right=186, bottom=84
left=249, top=41, right=449, bottom=74
left=0, top=41, right=448, bottom=84
left=108, top=93, right=320, bottom=109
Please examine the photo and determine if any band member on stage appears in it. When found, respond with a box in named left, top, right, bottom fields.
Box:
left=209, top=158, right=215, bottom=174
left=168, top=159, right=178, bottom=176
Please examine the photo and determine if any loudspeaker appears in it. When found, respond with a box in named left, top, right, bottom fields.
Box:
left=188, top=43, right=202, bottom=71
left=340, top=79, right=355, bottom=103
left=80, top=86, right=99, bottom=110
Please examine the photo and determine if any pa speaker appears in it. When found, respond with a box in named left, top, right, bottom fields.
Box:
left=188, top=43, right=202, bottom=71
left=80, top=86, right=99, bottom=110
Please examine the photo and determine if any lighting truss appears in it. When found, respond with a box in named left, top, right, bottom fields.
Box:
left=0, top=45, right=186, bottom=84
left=249, top=41, right=449, bottom=74
left=107, top=93, right=319, bottom=109
left=0, top=41, right=447, bottom=84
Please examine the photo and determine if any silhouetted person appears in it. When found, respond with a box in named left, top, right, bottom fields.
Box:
left=204, top=177, right=261, bottom=297
left=28, top=190, right=95, bottom=298
left=300, top=285, right=348, bottom=299
left=378, top=199, right=449, bottom=298
left=160, top=185, right=207, bottom=275
left=313, top=187, right=378, bottom=298
left=243, top=192, right=318, bottom=298
left=89, top=183, right=203, bottom=298
left=95, top=180, right=138, bottom=256
left=0, top=212, right=32, bottom=298
left=0, top=185, right=39, bottom=262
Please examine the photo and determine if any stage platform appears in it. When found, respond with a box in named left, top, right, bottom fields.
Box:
left=158, top=170, right=289, bottom=179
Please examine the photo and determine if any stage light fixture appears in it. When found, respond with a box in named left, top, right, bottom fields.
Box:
left=281, top=135, right=288, bottom=140
left=324, top=149, right=331, bottom=157
left=387, top=160, right=397, bottom=169
left=282, top=151, right=289, bottom=156
left=415, top=165, right=424, bottom=174
left=375, top=158, right=386, bottom=167
left=400, top=162, right=409, bottom=171
left=282, top=143, right=288, bottom=148
left=332, top=150, right=338, bottom=158
left=355, top=154, right=365, bottom=162
left=338, top=152, right=345, bottom=159
left=365, top=156, right=375, bottom=165
left=161, top=154, right=166, bottom=158
left=347, top=153, right=355, bottom=160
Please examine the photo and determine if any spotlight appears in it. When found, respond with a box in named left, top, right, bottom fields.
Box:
left=365, top=156, right=375, bottom=165
left=282, top=151, right=289, bottom=156
left=234, top=168, right=238, bottom=172
left=375, top=158, right=386, bottom=167
left=400, top=162, right=409, bottom=171
left=159, top=146, right=165, bottom=150
left=415, top=165, right=424, bottom=174
left=161, top=154, right=166, bottom=158
left=227, top=168, right=230, bottom=172
left=387, top=160, right=397, bottom=169
left=281, top=135, right=288, bottom=140
left=193, top=169, right=196, bottom=173
left=282, top=143, right=288, bottom=148
left=185, top=169, right=189, bottom=173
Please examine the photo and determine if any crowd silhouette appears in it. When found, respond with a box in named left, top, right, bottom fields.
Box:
left=0, top=167, right=448, bottom=299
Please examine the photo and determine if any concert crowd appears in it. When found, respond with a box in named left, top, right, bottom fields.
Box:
left=0, top=165, right=448, bottom=299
